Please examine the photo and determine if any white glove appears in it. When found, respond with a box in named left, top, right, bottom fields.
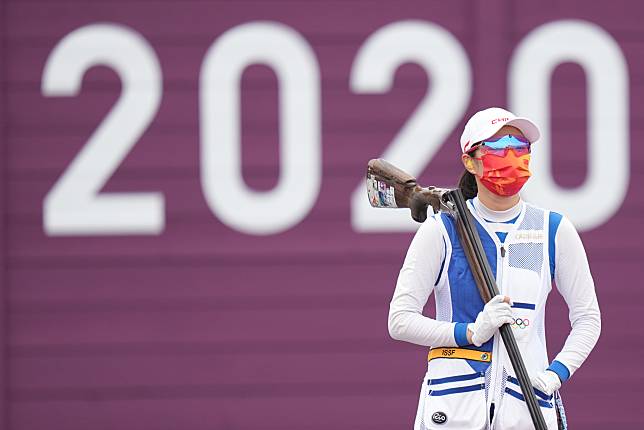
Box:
left=467, top=295, right=514, bottom=347
left=531, top=370, right=562, bottom=396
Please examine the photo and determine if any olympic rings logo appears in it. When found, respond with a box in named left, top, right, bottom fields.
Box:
left=510, top=318, right=530, bottom=329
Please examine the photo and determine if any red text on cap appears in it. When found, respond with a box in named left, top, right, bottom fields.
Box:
left=491, top=117, right=509, bottom=124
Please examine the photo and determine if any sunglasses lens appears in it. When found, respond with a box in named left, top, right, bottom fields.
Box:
left=480, top=147, right=506, bottom=157
left=512, top=145, right=531, bottom=156
left=478, top=143, right=530, bottom=157
left=483, top=134, right=530, bottom=149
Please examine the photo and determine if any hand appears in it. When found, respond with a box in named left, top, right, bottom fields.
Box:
left=531, top=370, right=562, bottom=396
left=467, top=295, right=513, bottom=347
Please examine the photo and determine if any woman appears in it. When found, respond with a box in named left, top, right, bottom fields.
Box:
left=387, top=107, right=601, bottom=429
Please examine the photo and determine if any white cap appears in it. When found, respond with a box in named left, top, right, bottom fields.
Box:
left=459, top=107, right=541, bottom=153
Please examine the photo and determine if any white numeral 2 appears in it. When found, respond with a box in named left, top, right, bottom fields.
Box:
left=350, top=21, right=472, bottom=232
left=42, top=23, right=164, bottom=235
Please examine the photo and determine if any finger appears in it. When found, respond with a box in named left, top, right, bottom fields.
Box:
left=499, top=313, right=514, bottom=323
left=492, top=306, right=512, bottom=316
left=502, top=295, right=513, bottom=305
left=532, top=380, right=545, bottom=391
left=500, top=315, right=515, bottom=325
left=533, top=376, right=547, bottom=391
left=493, top=315, right=513, bottom=327
left=497, top=302, right=513, bottom=311
left=486, top=298, right=504, bottom=309
left=489, top=295, right=505, bottom=304
left=493, top=304, right=513, bottom=315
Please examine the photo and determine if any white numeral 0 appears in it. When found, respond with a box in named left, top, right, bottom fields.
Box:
left=510, top=20, right=629, bottom=231
left=350, top=21, right=472, bottom=232
left=200, top=22, right=321, bottom=235
left=42, top=24, right=164, bottom=235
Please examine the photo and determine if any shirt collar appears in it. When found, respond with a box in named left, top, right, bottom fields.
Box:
left=472, top=196, right=523, bottom=223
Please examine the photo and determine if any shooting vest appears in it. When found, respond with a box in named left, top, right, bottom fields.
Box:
left=414, top=200, right=566, bottom=430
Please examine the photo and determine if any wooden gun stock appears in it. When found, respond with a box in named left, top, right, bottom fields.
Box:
left=366, top=158, right=450, bottom=222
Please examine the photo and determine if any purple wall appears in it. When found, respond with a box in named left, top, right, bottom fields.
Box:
left=2, top=0, right=641, bottom=428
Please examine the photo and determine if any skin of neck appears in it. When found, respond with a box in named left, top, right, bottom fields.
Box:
left=461, top=125, right=524, bottom=212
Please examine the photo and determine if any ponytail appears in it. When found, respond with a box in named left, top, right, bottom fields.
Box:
left=458, top=169, right=478, bottom=200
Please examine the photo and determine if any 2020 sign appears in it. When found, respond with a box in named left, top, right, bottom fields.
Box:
left=42, top=19, right=628, bottom=236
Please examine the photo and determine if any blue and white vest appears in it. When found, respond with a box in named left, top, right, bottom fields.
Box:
left=414, top=200, right=566, bottom=430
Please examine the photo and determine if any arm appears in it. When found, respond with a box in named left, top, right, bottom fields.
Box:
left=549, top=215, right=602, bottom=381
left=387, top=216, right=462, bottom=347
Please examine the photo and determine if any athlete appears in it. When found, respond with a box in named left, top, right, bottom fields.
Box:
left=387, top=107, right=601, bottom=429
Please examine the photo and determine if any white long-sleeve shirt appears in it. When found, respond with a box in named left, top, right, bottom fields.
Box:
left=388, top=197, right=601, bottom=378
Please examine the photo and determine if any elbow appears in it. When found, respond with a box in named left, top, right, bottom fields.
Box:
left=589, top=305, right=602, bottom=341
left=388, top=319, right=402, bottom=341
left=387, top=310, right=407, bottom=341
left=573, top=306, right=602, bottom=346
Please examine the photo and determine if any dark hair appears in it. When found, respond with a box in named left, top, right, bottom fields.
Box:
left=458, top=169, right=478, bottom=200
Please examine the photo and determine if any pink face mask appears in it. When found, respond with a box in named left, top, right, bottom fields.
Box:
left=473, top=149, right=532, bottom=196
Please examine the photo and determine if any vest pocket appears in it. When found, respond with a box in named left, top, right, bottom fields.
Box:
left=416, top=358, right=488, bottom=430
left=495, top=374, right=558, bottom=429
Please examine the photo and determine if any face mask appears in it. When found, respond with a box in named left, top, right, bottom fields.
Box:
left=474, top=149, right=532, bottom=196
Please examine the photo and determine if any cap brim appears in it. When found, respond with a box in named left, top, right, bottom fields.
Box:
left=504, top=117, right=541, bottom=143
